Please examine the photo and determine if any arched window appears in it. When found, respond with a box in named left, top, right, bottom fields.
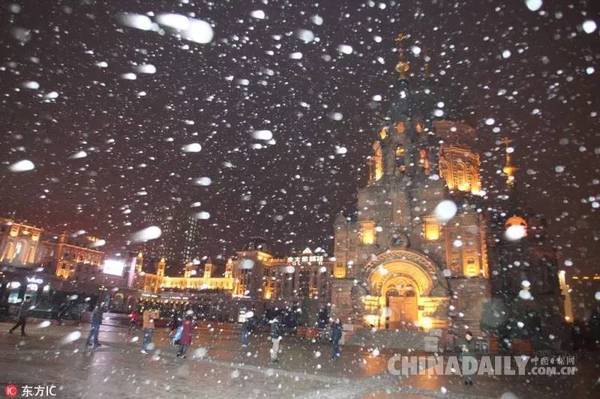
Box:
left=371, top=141, right=383, bottom=181
left=395, top=146, right=405, bottom=172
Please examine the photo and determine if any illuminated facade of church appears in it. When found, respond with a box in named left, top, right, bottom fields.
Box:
left=330, top=40, right=491, bottom=337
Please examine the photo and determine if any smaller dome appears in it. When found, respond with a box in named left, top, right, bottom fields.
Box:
left=505, top=215, right=527, bottom=228
left=504, top=215, right=528, bottom=241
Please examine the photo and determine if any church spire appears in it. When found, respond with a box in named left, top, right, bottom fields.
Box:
left=500, top=137, right=517, bottom=187
left=367, top=33, right=436, bottom=184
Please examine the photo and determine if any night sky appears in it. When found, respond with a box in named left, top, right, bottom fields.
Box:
left=1, top=0, right=598, bottom=274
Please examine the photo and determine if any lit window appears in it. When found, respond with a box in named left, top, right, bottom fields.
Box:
left=423, top=218, right=440, bottom=240
left=372, top=142, right=383, bottom=182
left=333, top=263, right=346, bottom=278
left=463, top=250, right=480, bottom=277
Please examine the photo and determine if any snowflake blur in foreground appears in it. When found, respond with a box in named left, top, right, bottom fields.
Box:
left=130, top=226, right=162, bottom=243
left=434, top=200, right=458, bottom=223
left=8, top=160, right=35, bottom=172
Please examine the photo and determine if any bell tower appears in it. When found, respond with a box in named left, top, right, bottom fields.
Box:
left=224, top=258, right=233, bottom=278
left=156, top=257, right=166, bottom=278
left=204, top=258, right=213, bottom=279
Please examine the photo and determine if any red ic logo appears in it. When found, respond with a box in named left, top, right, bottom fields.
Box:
left=4, top=384, right=18, bottom=398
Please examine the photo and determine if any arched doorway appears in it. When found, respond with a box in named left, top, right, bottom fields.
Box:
left=384, top=278, right=419, bottom=329
left=366, top=253, right=438, bottom=330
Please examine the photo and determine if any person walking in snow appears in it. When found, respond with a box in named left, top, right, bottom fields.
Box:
left=141, top=308, right=159, bottom=354
left=330, top=318, right=343, bottom=360
left=9, top=298, right=32, bottom=336
left=241, top=311, right=255, bottom=347
left=459, top=330, right=476, bottom=386
left=129, top=309, right=140, bottom=332
left=86, top=303, right=104, bottom=348
left=269, top=317, right=282, bottom=363
left=176, top=315, right=193, bottom=358
left=56, top=300, right=71, bottom=326
left=168, top=311, right=180, bottom=333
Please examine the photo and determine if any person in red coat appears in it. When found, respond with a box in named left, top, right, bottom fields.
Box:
left=176, top=315, right=193, bottom=358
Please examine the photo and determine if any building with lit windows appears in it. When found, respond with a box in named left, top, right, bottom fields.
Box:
left=141, top=207, right=202, bottom=276
left=231, top=239, right=332, bottom=304
left=0, top=218, right=118, bottom=313
left=0, top=218, right=104, bottom=279
left=37, top=233, right=104, bottom=280
left=0, top=218, right=43, bottom=265
left=135, top=255, right=235, bottom=293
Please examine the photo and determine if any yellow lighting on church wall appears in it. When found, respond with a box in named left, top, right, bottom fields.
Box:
left=374, top=163, right=383, bottom=181
left=361, top=295, right=381, bottom=308
left=420, top=316, right=433, bottom=331
left=361, top=222, right=376, bottom=245
left=364, top=314, right=380, bottom=327
left=558, top=270, right=574, bottom=323
left=371, top=142, right=383, bottom=182
left=379, top=127, right=388, bottom=140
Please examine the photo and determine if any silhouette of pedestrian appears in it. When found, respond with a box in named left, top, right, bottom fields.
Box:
left=460, top=330, right=476, bottom=386
left=241, top=311, right=255, bottom=347
left=269, top=317, right=282, bottom=363
left=141, top=308, right=159, bottom=354
left=177, top=314, right=194, bottom=358
left=330, top=318, right=343, bottom=360
left=86, top=303, right=104, bottom=348
left=9, top=298, right=32, bottom=336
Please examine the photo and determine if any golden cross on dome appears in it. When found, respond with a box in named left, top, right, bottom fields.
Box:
left=499, top=137, right=517, bottom=186
left=395, top=33, right=408, bottom=45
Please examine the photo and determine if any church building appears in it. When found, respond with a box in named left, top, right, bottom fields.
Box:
left=330, top=37, right=491, bottom=341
